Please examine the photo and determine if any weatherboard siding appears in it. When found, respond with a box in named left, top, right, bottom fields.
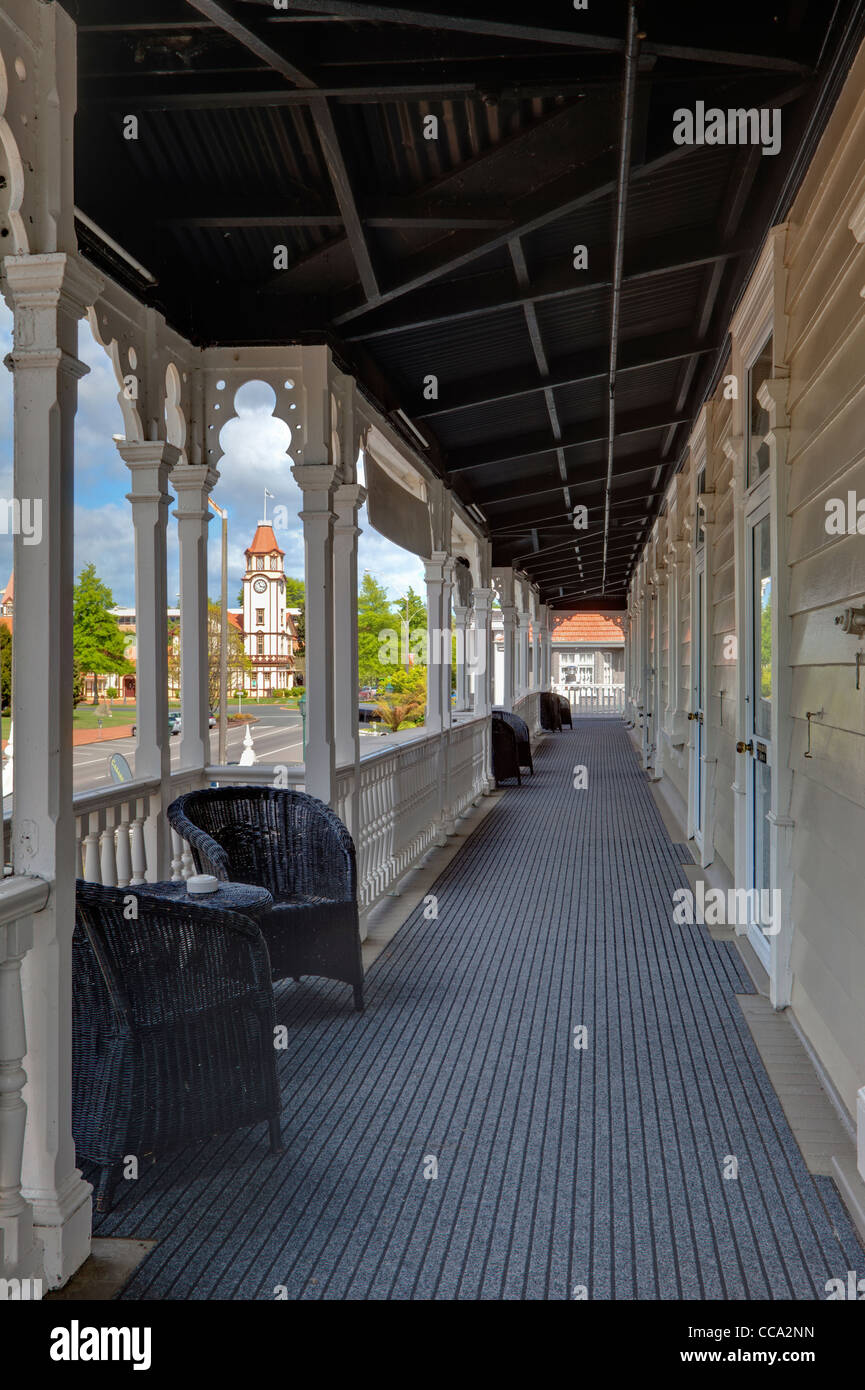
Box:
left=783, top=43, right=865, bottom=1120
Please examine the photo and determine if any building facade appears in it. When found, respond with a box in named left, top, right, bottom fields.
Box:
left=240, top=522, right=297, bottom=695
left=550, top=612, right=626, bottom=691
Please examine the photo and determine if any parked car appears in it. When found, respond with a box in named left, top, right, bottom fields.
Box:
left=358, top=702, right=387, bottom=735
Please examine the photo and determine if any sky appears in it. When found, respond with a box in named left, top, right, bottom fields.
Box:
left=0, top=299, right=425, bottom=611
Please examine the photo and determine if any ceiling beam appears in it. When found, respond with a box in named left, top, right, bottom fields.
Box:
left=161, top=209, right=512, bottom=230
left=333, top=76, right=807, bottom=323
left=415, top=332, right=714, bottom=419
left=447, top=402, right=689, bottom=474
left=344, top=225, right=755, bottom=341
left=262, top=1, right=810, bottom=72
left=185, top=0, right=380, bottom=300
left=265, top=93, right=603, bottom=293
left=256, top=1, right=632, bottom=51
left=336, top=143, right=691, bottom=323
left=470, top=450, right=659, bottom=507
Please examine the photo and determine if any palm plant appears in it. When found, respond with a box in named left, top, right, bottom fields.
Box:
left=373, top=696, right=425, bottom=732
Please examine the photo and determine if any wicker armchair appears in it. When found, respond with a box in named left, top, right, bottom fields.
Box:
left=491, top=707, right=534, bottom=773
left=540, top=691, right=563, bottom=731
left=73, top=881, right=282, bottom=1213
left=557, top=694, right=573, bottom=728
left=167, top=787, right=364, bottom=1011
left=491, top=714, right=522, bottom=785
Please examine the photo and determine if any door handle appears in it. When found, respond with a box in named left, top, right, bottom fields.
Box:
left=736, top=740, right=753, bottom=755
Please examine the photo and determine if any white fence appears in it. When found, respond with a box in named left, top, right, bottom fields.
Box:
left=566, top=683, right=625, bottom=715
left=0, top=874, right=50, bottom=1286
left=512, top=691, right=542, bottom=732
left=63, top=716, right=491, bottom=921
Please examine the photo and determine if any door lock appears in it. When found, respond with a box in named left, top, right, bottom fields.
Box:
left=736, top=739, right=753, bottom=755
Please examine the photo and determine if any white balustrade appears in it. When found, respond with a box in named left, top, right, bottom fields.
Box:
left=65, top=718, right=489, bottom=916
left=567, top=683, right=625, bottom=715
left=0, top=875, right=50, bottom=1285
left=513, top=691, right=542, bottom=733
left=73, top=780, right=160, bottom=887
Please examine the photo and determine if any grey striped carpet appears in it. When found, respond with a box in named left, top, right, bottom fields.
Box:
left=97, top=720, right=863, bottom=1299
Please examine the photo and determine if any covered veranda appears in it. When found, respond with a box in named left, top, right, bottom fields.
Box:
left=2, top=0, right=865, bottom=1299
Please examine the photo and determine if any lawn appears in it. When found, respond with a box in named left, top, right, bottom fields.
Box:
left=0, top=698, right=301, bottom=743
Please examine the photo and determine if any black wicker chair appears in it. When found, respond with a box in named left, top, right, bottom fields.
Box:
left=73, top=881, right=282, bottom=1213
left=167, top=787, right=364, bottom=1011
left=491, top=707, right=533, bottom=773
left=557, top=694, right=573, bottom=728
left=540, top=691, right=563, bottom=731
left=491, top=714, right=522, bottom=785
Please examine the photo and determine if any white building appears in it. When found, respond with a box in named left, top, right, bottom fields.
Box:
left=239, top=522, right=297, bottom=695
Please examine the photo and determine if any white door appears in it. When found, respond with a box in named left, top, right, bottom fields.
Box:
left=743, top=500, right=774, bottom=966
left=689, top=552, right=706, bottom=850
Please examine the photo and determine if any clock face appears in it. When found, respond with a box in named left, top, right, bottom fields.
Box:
left=253, top=578, right=268, bottom=594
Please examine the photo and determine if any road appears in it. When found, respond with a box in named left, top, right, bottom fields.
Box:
left=70, top=708, right=305, bottom=793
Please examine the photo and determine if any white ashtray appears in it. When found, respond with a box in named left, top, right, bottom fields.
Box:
left=187, top=874, right=220, bottom=896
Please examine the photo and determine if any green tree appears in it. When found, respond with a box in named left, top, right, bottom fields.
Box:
left=73, top=564, right=133, bottom=702
left=0, top=624, right=11, bottom=712
left=168, top=602, right=252, bottom=712
left=357, top=571, right=396, bottom=688
left=284, top=575, right=305, bottom=654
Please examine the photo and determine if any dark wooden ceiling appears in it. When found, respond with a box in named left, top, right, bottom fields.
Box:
left=64, top=0, right=865, bottom=607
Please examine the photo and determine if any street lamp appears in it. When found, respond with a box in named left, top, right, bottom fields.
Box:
left=208, top=496, right=229, bottom=766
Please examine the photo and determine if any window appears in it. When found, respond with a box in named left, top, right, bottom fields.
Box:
left=576, top=652, right=594, bottom=685
left=269, top=555, right=278, bottom=570
left=256, top=634, right=264, bottom=655
left=747, top=333, right=773, bottom=487
left=255, top=556, right=264, bottom=571
left=695, top=466, right=706, bottom=549
left=256, top=608, right=265, bottom=626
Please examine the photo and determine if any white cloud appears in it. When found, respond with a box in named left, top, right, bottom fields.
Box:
left=0, top=325, right=428, bottom=612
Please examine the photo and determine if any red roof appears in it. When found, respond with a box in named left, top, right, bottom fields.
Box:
left=2, top=571, right=12, bottom=605
left=227, top=612, right=243, bottom=632
left=552, top=613, right=625, bottom=644
left=246, top=523, right=284, bottom=557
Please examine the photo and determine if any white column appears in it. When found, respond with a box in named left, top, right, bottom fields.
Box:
left=543, top=609, right=553, bottom=689
left=500, top=606, right=516, bottom=709
left=471, top=589, right=494, bottom=717
left=472, top=587, right=495, bottom=794
left=332, top=482, right=365, bottom=834
left=119, top=442, right=177, bottom=878
left=453, top=604, right=471, bottom=712
left=531, top=610, right=541, bottom=691
left=5, top=252, right=102, bottom=1287
left=171, top=464, right=218, bottom=773
left=517, top=611, right=530, bottom=700
left=293, top=464, right=337, bottom=805
left=441, top=558, right=454, bottom=728
left=424, top=552, right=448, bottom=731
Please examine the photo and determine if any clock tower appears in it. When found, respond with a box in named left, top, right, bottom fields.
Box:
left=241, top=521, right=294, bottom=694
